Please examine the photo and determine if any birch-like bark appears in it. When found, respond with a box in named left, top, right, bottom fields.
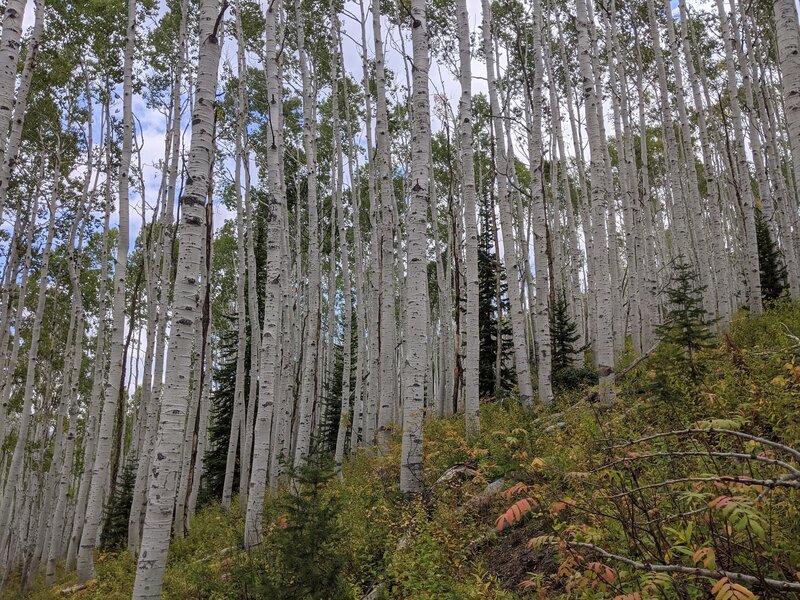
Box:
left=77, top=2, right=134, bottom=580
left=372, top=0, right=398, bottom=449
left=0, top=189, right=54, bottom=558
left=0, top=0, right=42, bottom=224
left=400, top=0, right=431, bottom=496
left=456, top=0, right=479, bottom=436
left=0, top=0, right=26, bottom=219
left=331, top=14, right=354, bottom=467
left=132, top=2, right=222, bottom=596
left=524, top=0, right=553, bottom=405
left=128, top=0, right=188, bottom=552
left=222, top=11, right=250, bottom=507
left=575, top=0, right=615, bottom=401
left=715, top=0, right=762, bottom=313
left=774, top=0, right=800, bottom=249
left=293, top=0, right=321, bottom=468
left=67, top=195, right=112, bottom=571
left=481, top=0, right=534, bottom=406
left=244, top=0, right=283, bottom=548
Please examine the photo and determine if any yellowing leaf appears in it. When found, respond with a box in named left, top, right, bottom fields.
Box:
left=693, top=546, right=716, bottom=569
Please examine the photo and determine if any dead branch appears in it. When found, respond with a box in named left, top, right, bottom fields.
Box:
left=615, top=344, right=658, bottom=378
left=551, top=541, right=800, bottom=592
left=591, top=450, right=800, bottom=476
left=605, top=428, right=800, bottom=464
left=59, top=584, right=87, bottom=596
left=603, top=474, right=800, bottom=499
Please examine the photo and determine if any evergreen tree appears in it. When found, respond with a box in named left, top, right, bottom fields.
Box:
left=199, top=324, right=246, bottom=507
left=100, top=459, right=137, bottom=551
left=478, top=223, right=515, bottom=398
left=243, top=446, right=348, bottom=599
left=550, top=289, right=579, bottom=372
left=657, top=257, right=716, bottom=380
left=549, top=289, right=596, bottom=390
left=319, top=342, right=344, bottom=454
left=755, top=209, right=789, bottom=306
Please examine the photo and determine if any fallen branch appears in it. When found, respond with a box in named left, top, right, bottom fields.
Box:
left=605, top=428, right=800, bottom=464
left=616, top=344, right=658, bottom=378
left=590, top=451, right=800, bottom=476
left=432, top=464, right=479, bottom=488
left=544, top=421, right=566, bottom=433
left=59, top=584, right=87, bottom=596
left=549, top=541, right=800, bottom=593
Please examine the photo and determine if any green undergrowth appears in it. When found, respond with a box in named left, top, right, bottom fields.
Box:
left=22, top=302, right=800, bottom=599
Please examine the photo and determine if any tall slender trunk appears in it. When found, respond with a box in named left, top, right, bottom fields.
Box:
left=244, top=0, right=284, bottom=548
left=77, top=2, right=134, bottom=581
left=575, top=0, right=615, bottom=401
left=481, top=0, right=534, bottom=406
left=293, top=0, right=321, bottom=468
left=132, top=2, right=222, bottom=596
left=457, top=0, right=479, bottom=435
left=400, top=0, right=431, bottom=496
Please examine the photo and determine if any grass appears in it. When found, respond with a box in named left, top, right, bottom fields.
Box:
left=14, top=301, right=800, bottom=599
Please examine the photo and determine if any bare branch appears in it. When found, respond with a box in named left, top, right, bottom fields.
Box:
left=604, top=429, right=800, bottom=464
left=551, top=541, right=800, bottom=592
left=591, top=451, right=800, bottom=476
left=603, top=475, right=800, bottom=499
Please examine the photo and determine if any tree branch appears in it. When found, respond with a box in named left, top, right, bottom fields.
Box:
left=551, top=541, right=800, bottom=592
left=604, top=428, right=800, bottom=464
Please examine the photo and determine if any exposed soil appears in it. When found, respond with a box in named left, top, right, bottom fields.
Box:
left=479, top=525, right=559, bottom=592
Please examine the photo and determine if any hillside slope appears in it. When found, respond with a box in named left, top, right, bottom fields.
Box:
left=15, top=303, right=800, bottom=599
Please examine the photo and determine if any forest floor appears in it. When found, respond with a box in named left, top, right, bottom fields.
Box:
left=14, top=302, right=800, bottom=599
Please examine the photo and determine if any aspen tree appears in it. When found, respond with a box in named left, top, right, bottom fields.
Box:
left=373, top=0, right=399, bottom=448
left=525, top=0, right=553, bottom=404
left=716, top=0, right=763, bottom=313
left=774, top=0, right=800, bottom=233
left=244, top=0, right=284, bottom=547
left=332, top=13, right=354, bottom=467
left=77, top=1, right=134, bottom=580
left=132, top=1, right=223, bottom=596
left=0, top=190, right=54, bottom=560
left=0, top=0, right=27, bottom=213
left=400, top=0, right=431, bottom=496
left=456, top=0, right=480, bottom=435
left=293, top=0, right=322, bottom=469
left=481, top=0, right=534, bottom=406
left=575, top=0, right=615, bottom=401
left=0, top=0, right=43, bottom=223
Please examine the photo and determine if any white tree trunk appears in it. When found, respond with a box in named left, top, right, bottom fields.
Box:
left=244, top=0, right=284, bottom=548
left=400, top=0, right=431, bottom=496
left=132, top=2, right=222, bottom=596
left=456, top=0, right=479, bottom=436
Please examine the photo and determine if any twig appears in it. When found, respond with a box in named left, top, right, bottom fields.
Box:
left=603, top=475, right=800, bottom=499
left=550, top=541, right=800, bottom=592
left=590, top=451, right=800, bottom=476
left=605, top=429, right=800, bottom=464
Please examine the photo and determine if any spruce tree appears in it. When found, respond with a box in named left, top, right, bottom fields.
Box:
left=244, top=446, right=348, bottom=599
left=755, top=209, right=789, bottom=306
left=199, top=324, right=245, bottom=506
left=548, top=289, right=596, bottom=389
left=657, top=257, right=715, bottom=380
left=478, top=212, right=515, bottom=398
left=100, top=459, right=137, bottom=551
left=550, top=289, right=579, bottom=372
